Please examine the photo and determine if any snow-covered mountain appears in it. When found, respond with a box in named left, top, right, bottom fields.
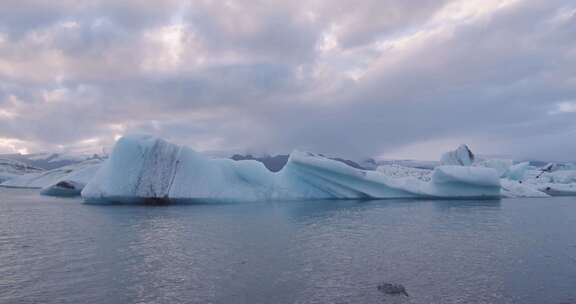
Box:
left=1, top=159, right=103, bottom=192
left=0, top=158, right=44, bottom=183
left=230, top=154, right=367, bottom=171
left=0, top=152, right=106, bottom=170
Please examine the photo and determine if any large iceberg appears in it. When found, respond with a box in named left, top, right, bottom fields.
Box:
left=81, top=135, right=502, bottom=203
left=440, top=144, right=518, bottom=178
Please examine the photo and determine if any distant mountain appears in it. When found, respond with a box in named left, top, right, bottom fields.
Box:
left=230, top=154, right=367, bottom=171
left=230, top=154, right=289, bottom=172
left=0, top=153, right=106, bottom=170
left=0, top=158, right=43, bottom=183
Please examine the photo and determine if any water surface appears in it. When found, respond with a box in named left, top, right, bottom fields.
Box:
left=1, top=188, right=576, bottom=304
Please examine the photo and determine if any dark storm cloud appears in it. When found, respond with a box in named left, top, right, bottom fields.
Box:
left=0, top=0, right=575, bottom=161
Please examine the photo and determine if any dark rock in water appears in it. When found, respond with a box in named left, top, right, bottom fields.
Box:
left=377, top=283, right=409, bottom=297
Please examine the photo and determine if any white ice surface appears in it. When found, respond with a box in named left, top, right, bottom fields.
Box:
left=473, top=159, right=514, bottom=177
left=538, top=183, right=576, bottom=196
left=376, top=165, right=432, bottom=181
left=506, top=162, right=530, bottom=181
left=500, top=179, right=548, bottom=198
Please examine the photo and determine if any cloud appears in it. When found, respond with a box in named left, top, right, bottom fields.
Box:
left=0, top=0, right=575, bottom=161
left=549, top=101, right=576, bottom=114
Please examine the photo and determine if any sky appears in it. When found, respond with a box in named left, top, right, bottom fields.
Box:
left=0, top=0, right=575, bottom=161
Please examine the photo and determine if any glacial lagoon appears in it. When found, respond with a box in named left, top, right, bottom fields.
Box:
left=1, top=188, right=576, bottom=304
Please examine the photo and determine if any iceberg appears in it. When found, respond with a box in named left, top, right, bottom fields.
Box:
left=40, top=180, right=86, bottom=197
left=544, top=170, right=576, bottom=184
left=440, top=144, right=474, bottom=166
left=538, top=184, right=576, bottom=196
left=431, top=165, right=500, bottom=188
left=39, top=162, right=102, bottom=197
left=406, top=144, right=553, bottom=198
left=474, top=158, right=514, bottom=177
left=506, top=162, right=530, bottom=181
left=517, top=167, right=576, bottom=197
left=81, top=135, right=503, bottom=203
left=500, top=179, right=549, bottom=198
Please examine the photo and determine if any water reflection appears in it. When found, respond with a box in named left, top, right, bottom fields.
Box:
left=432, top=198, right=501, bottom=210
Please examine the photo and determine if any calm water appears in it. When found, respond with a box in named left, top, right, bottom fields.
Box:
left=1, top=189, right=576, bottom=304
